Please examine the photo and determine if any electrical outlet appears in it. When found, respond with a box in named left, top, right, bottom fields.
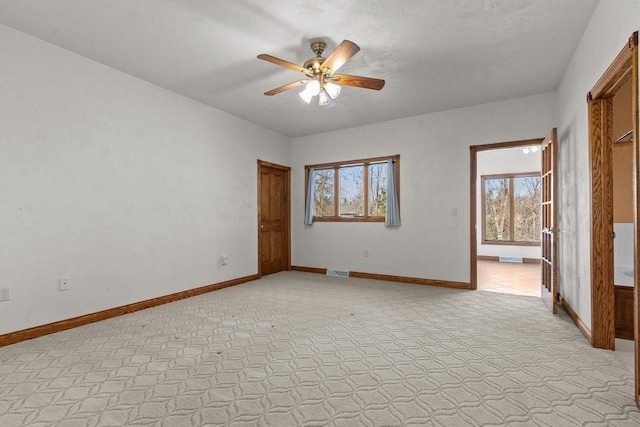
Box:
left=221, top=255, right=228, bottom=265
left=364, top=250, right=369, bottom=258
left=59, top=277, right=70, bottom=291
left=0, top=287, right=9, bottom=302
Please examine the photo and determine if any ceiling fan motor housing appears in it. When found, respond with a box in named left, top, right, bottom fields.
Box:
left=311, top=41, right=327, bottom=56
left=303, top=56, right=327, bottom=74
left=304, top=41, right=329, bottom=75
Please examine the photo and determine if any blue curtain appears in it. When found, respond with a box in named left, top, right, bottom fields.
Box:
left=304, top=168, right=315, bottom=225
left=385, top=160, right=401, bottom=227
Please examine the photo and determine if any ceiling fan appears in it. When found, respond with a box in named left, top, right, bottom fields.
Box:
left=257, top=40, right=385, bottom=108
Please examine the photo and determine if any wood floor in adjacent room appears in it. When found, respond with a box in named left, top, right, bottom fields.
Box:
left=477, top=260, right=540, bottom=297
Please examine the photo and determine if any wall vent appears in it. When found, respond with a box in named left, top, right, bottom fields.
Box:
left=499, top=256, right=523, bottom=263
left=326, top=270, right=350, bottom=277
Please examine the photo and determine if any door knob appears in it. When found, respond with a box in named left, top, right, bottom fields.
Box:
left=261, top=224, right=264, bottom=229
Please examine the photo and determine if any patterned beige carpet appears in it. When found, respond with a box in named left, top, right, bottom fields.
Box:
left=1, top=271, right=639, bottom=426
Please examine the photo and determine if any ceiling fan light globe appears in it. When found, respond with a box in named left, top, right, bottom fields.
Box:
left=307, top=79, right=321, bottom=96
left=530, top=146, right=539, bottom=153
left=522, top=147, right=530, bottom=154
left=299, top=87, right=314, bottom=103
left=323, top=98, right=337, bottom=108
left=324, top=81, right=341, bottom=99
left=318, top=89, right=332, bottom=107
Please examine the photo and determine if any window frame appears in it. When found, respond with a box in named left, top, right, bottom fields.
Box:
left=305, top=155, right=400, bottom=222
left=481, top=171, right=541, bottom=246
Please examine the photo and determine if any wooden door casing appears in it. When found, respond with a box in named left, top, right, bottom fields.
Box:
left=589, top=97, right=616, bottom=350
left=258, top=161, right=290, bottom=276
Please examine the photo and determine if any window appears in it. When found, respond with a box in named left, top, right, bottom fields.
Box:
left=482, top=172, right=541, bottom=245
left=305, top=155, right=399, bottom=222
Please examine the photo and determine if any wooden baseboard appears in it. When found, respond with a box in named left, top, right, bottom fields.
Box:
left=291, top=266, right=327, bottom=274
left=558, top=294, right=592, bottom=343
left=0, top=274, right=259, bottom=348
left=477, top=255, right=541, bottom=264
left=291, top=266, right=471, bottom=290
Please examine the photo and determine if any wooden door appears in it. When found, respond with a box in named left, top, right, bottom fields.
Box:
left=541, top=128, right=558, bottom=313
left=258, top=161, right=290, bottom=276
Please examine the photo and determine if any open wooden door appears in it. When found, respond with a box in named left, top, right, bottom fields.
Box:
left=541, top=128, right=558, bottom=313
left=257, top=161, right=291, bottom=276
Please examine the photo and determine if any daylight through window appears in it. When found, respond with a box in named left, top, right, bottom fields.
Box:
left=482, top=172, right=541, bottom=245
left=306, top=155, right=399, bottom=222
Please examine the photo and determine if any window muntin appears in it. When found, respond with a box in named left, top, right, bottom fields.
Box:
left=482, top=173, right=541, bottom=245
left=305, top=155, right=399, bottom=222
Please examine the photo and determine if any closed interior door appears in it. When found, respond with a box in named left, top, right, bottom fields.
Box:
left=541, top=128, right=558, bottom=313
left=258, top=161, right=290, bottom=276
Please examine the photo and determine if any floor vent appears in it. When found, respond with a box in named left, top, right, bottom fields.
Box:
left=499, top=256, right=523, bottom=263
left=326, top=270, right=350, bottom=278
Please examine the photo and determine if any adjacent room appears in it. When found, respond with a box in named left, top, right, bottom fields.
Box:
left=1, top=1, right=640, bottom=425
left=476, top=145, right=542, bottom=297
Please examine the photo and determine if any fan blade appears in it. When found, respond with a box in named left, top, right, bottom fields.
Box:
left=264, top=79, right=309, bottom=96
left=320, top=40, right=360, bottom=73
left=332, top=74, right=385, bottom=90
left=257, top=54, right=310, bottom=75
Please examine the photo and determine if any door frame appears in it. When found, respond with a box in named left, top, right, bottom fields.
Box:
left=586, top=31, right=639, bottom=405
left=470, top=138, right=545, bottom=290
left=257, top=160, right=291, bottom=278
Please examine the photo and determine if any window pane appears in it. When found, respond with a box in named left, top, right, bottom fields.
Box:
left=368, top=163, right=387, bottom=216
left=484, top=177, right=510, bottom=241
left=339, top=165, right=364, bottom=217
left=313, top=169, right=334, bottom=216
left=514, top=176, right=541, bottom=242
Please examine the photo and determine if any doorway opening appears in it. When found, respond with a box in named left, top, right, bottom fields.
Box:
left=470, top=136, right=551, bottom=294
left=475, top=145, right=544, bottom=297
left=612, top=77, right=635, bottom=342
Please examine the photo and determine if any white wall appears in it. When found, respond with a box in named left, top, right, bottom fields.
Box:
left=291, top=93, right=556, bottom=283
left=556, top=0, right=640, bottom=331
left=476, top=147, right=542, bottom=259
left=614, top=223, right=634, bottom=270
left=0, top=25, right=291, bottom=335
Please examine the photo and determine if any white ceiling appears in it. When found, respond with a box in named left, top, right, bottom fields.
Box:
left=0, top=0, right=599, bottom=138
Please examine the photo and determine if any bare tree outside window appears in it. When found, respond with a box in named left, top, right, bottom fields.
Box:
left=339, top=165, right=364, bottom=216
left=313, top=169, right=334, bottom=216
left=484, top=178, right=510, bottom=241
left=483, top=173, right=541, bottom=244
left=514, top=176, right=541, bottom=242
left=368, top=163, right=387, bottom=216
